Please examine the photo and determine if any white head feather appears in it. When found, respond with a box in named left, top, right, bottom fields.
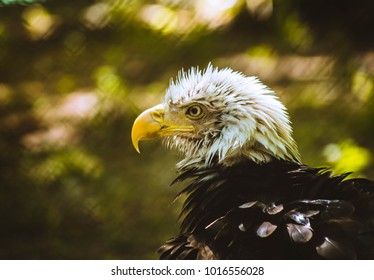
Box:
left=163, top=65, right=300, bottom=168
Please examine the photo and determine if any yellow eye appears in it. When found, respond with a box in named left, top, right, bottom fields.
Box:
left=186, top=104, right=204, bottom=119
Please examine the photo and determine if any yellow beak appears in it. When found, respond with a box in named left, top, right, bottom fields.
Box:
left=131, top=104, right=194, bottom=153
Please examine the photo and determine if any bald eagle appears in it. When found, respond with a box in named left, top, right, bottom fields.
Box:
left=131, top=65, right=374, bottom=259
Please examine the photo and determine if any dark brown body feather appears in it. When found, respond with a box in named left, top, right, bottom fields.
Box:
left=158, top=159, right=374, bottom=259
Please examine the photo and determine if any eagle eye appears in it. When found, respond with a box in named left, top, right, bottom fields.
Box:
left=186, top=104, right=204, bottom=120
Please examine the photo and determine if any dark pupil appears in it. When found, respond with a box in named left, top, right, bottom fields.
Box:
left=190, top=107, right=199, bottom=115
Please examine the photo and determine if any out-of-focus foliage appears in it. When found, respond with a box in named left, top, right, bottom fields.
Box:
left=0, top=0, right=373, bottom=259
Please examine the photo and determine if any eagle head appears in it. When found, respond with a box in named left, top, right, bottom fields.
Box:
left=132, top=65, right=300, bottom=169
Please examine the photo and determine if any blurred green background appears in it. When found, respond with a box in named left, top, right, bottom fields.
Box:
left=0, top=0, right=373, bottom=259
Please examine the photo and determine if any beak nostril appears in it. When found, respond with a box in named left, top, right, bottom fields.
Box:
left=151, top=109, right=164, bottom=123
left=151, top=105, right=165, bottom=123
